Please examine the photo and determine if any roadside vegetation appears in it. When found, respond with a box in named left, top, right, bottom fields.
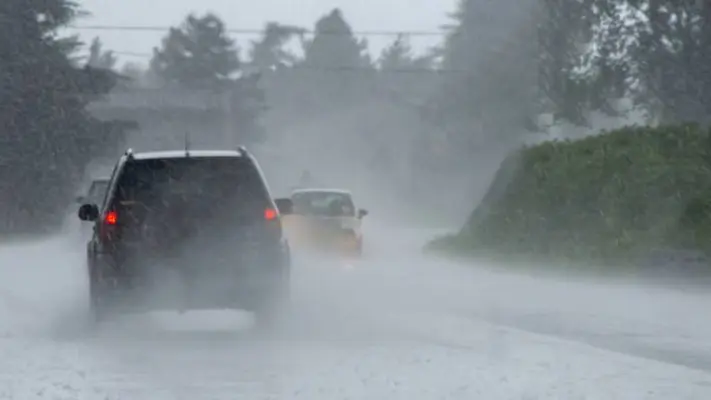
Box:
left=427, top=124, right=711, bottom=275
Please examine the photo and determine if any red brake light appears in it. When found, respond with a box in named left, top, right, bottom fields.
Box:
left=264, top=208, right=277, bottom=220
left=105, top=210, right=117, bottom=225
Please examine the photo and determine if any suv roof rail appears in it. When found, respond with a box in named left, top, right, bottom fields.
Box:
left=237, top=146, right=248, bottom=156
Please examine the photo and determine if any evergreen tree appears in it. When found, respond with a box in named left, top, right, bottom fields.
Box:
left=248, top=22, right=305, bottom=72
left=150, top=12, right=240, bottom=89
left=0, top=0, right=134, bottom=234
left=87, top=36, right=116, bottom=70
left=437, top=0, right=540, bottom=155
left=150, top=12, right=266, bottom=145
left=293, top=8, right=374, bottom=109
left=301, top=9, right=371, bottom=69
left=380, top=34, right=437, bottom=71
left=379, top=34, right=415, bottom=71
left=376, top=34, right=437, bottom=105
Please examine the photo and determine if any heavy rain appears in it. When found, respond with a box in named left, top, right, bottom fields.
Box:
left=1, top=0, right=710, bottom=398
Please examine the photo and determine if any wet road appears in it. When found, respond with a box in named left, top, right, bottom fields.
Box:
left=0, top=223, right=709, bottom=399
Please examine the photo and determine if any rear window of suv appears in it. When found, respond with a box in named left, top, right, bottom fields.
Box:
left=111, top=157, right=271, bottom=221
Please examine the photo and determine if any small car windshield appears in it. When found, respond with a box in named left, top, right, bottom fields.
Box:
left=87, top=180, right=109, bottom=204
left=291, top=191, right=355, bottom=217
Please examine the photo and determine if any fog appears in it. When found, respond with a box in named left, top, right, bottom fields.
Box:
left=3, top=0, right=711, bottom=398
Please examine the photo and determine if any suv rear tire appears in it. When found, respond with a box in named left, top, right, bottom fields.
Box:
left=88, top=265, right=119, bottom=324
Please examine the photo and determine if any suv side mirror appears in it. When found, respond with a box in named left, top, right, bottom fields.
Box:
left=78, top=204, right=99, bottom=221
left=358, top=208, right=368, bottom=218
left=274, top=198, right=293, bottom=215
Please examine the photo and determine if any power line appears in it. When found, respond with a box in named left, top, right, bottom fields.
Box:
left=69, top=24, right=447, bottom=37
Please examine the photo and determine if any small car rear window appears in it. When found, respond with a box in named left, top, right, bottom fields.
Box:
left=291, top=191, right=355, bottom=217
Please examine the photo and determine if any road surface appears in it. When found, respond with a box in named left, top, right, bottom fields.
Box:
left=0, top=222, right=709, bottom=399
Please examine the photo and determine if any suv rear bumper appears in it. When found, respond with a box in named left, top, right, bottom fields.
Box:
left=89, top=243, right=290, bottom=312
left=96, top=273, right=286, bottom=311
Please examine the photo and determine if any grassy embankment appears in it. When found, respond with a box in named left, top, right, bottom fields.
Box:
left=427, top=124, right=711, bottom=277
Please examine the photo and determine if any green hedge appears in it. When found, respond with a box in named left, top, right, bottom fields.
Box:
left=429, top=124, right=711, bottom=267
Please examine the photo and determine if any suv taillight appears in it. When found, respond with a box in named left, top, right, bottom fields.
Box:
left=99, top=210, right=118, bottom=242
left=105, top=210, right=117, bottom=225
left=263, top=207, right=283, bottom=240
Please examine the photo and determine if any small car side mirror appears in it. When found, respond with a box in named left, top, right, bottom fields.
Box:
left=274, top=198, right=293, bottom=215
left=358, top=209, right=368, bottom=218
left=78, top=204, right=99, bottom=221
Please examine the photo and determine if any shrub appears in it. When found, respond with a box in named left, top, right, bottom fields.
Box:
left=431, top=123, right=711, bottom=267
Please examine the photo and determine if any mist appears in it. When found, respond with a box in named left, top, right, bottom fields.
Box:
left=2, top=0, right=711, bottom=398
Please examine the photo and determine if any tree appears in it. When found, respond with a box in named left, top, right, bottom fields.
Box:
left=436, top=0, right=541, bottom=157
left=150, top=12, right=240, bottom=89
left=538, top=0, right=593, bottom=124
left=626, top=0, right=711, bottom=123
left=301, top=8, right=371, bottom=69
left=379, top=35, right=410, bottom=70
left=535, top=0, right=634, bottom=126
left=0, top=0, right=134, bottom=234
left=87, top=36, right=116, bottom=70
left=247, top=22, right=305, bottom=72
left=150, top=12, right=266, bottom=145
left=292, top=8, right=374, bottom=108
left=376, top=34, right=438, bottom=109
left=378, top=34, right=433, bottom=72
left=574, top=0, right=711, bottom=124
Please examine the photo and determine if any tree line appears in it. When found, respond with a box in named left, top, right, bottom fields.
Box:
left=108, top=1, right=711, bottom=139
left=107, top=1, right=711, bottom=204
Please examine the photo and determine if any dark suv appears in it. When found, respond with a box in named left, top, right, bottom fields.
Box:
left=77, top=148, right=293, bottom=327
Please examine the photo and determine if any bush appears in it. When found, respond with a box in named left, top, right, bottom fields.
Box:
left=430, top=123, right=711, bottom=268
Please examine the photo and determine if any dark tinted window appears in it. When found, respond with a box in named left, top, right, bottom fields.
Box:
left=291, top=191, right=355, bottom=217
left=112, top=157, right=270, bottom=222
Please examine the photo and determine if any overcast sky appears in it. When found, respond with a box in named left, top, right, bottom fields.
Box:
left=66, top=0, right=456, bottom=68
